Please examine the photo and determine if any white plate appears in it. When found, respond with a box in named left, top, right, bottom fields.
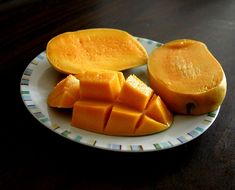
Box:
left=20, top=37, right=219, bottom=152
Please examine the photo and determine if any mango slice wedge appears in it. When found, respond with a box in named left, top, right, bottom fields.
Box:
left=46, top=28, right=148, bottom=74
left=135, top=115, right=168, bottom=136
left=148, top=39, right=227, bottom=115
left=47, top=75, right=80, bottom=108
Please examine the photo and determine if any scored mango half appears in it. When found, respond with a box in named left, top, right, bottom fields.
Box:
left=48, top=70, right=173, bottom=136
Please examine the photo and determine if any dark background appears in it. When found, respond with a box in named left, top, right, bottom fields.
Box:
left=1, top=0, right=234, bottom=189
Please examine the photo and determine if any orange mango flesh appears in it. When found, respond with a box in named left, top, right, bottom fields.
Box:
left=72, top=72, right=172, bottom=136
left=148, top=39, right=227, bottom=115
left=46, top=28, right=148, bottom=74
left=72, top=100, right=112, bottom=133
left=49, top=91, right=77, bottom=109
left=76, top=70, right=124, bottom=102
left=135, top=115, right=168, bottom=136
left=149, top=40, right=223, bottom=93
left=104, top=104, right=142, bottom=135
left=48, top=71, right=173, bottom=136
left=145, top=95, right=173, bottom=126
left=47, top=75, right=80, bottom=108
left=118, top=75, right=153, bottom=111
left=72, top=93, right=172, bottom=136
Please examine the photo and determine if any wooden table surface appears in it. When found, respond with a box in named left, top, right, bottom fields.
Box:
left=1, top=0, right=234, bottom=189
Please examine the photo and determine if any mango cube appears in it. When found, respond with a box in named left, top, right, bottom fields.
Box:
left=104, top=104, right=142, bottom=135
left=118, top=75, right=153, bottom=111
left=72, top=100, right=112, bottom=133
left=77, top=70, right=124, bottom=102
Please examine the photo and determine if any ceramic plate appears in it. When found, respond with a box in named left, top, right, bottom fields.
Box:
left=20, top=37, right=219, bottom=152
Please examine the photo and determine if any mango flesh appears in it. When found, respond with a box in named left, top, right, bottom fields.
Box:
left=72, top=100, right=112, bottom=133
left=104, top=104, right=142, bottom=135
left=70, top=72, right=173, bottom=136
left=117, top=74, right=153, bottom=111
left=148, top=39, right=227, bottom=115
left=135, top=115, right=168, bottom=136
left=48, top=70, right=173, bottom=136
left=145, top=94, right=173, bottom=126
left=46, top=28, right=148, bottom=74
left=76, top=70, right=124, bottom=102
left=47, top=75, right=80, bottom=108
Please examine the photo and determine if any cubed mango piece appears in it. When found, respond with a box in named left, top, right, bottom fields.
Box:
left=145, top=95, right=173, bottom=126
left=104, top=104, right=142, bottom=136
left=118, top=75, right=153, bottom=111
left=77, top=70, right=125, bottom=101
left=72, top=100, right=112, bottom=133
left=135, top=115, right=168, bottom=135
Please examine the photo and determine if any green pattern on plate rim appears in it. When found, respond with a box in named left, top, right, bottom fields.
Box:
left=20, top=37, right=220, bottom=152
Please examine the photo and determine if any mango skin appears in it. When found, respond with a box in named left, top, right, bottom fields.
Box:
left=148, top=39, right=227, bottom=115
left=149, top=72, right=226, bottom=115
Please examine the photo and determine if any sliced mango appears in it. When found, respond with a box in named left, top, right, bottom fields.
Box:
left=118, top=75, right=153, bottom=111
left=145, top=95, right=173, bottom=126
left=104, top=104, right=142, bottom=135
left=76, top=70, right=124, bottom=101
left=48, top=75, right=80, bottom=108
left=72, top=100, right=112, bottom=133
left=48, top=70, right=173, bottom=136
left=46, top=28, right=148, bottom=74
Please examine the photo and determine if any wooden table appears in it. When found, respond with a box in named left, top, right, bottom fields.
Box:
left=1, top=0, right=234, bottom=189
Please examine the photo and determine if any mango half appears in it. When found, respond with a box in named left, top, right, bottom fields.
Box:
left=148, top=39, right=227, bottom=115
left=46, top=28, right=148, bottom=74
left=72, top=71, right=173, bottom=136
